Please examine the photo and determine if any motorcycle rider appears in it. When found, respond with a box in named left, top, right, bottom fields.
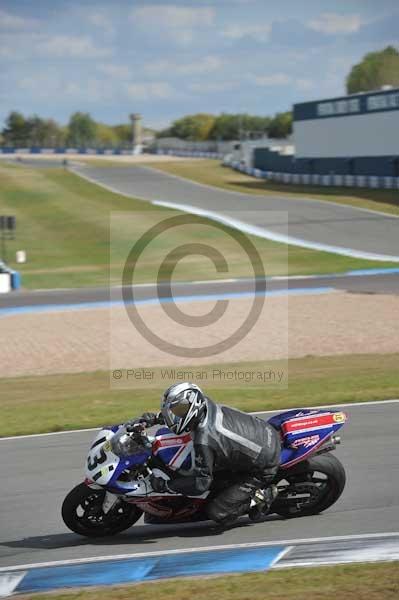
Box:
left=128, top=382, right=280, bottom=525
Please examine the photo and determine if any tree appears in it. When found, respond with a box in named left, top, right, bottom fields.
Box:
left=96, top=123, right=118, bottom=147
left=2, top=111, right=30, bottom=146
left=168, top=113, right=216, bottom=141
left=27, top=116, right=65, bottom=147
left=112, top=123, right=132, bottom=145
left=267, top=111, right=292, bottom=139
left=208, top=114, right=240, bottom=140
left=2, top=112, right=66, bottom=147
left=66, top=112, right=97, bottom=147
left=346, top=46, right=399, bottom=94
left=208, top=113, right=271, bottom=141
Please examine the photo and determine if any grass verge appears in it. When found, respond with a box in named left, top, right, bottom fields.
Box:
left=0, top=163, right=396, bottom=290
left=144, top=159, right=399, bottom=216
left=18, top=562, right=399, bottom=600
left=1, top=353, right=398, bottom=437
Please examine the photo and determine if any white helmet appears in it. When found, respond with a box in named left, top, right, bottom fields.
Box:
left=161, top=382, right=206, bottom=434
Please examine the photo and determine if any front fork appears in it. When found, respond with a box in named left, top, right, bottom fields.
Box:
left=102, top=491, right=120, bottom=514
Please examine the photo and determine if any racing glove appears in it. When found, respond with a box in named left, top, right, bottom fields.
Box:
left=126, top=412, right=164, bottom=432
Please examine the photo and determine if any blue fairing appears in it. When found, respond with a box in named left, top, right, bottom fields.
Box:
left=107, top=449, right=151, bottom=492
left=102, top=426, right=192, bottom=493
left=268, top=409, right=347, bottom=468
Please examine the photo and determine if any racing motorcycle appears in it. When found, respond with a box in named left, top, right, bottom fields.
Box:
left=62, top=408, right=347, bottom=537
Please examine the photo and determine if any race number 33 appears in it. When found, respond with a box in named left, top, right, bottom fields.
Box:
left=87, top=448, right=107, bottom=471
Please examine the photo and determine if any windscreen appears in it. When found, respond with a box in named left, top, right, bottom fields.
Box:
left=110, top=426, right=144, bottom=458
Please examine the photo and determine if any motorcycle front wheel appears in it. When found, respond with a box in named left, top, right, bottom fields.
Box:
left=62, top=483, right=143, bottom=537
left=272, top=453, right=346, bottom=518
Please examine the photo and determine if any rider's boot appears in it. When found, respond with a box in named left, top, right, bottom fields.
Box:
left=248, top=484, right=278, bottom=522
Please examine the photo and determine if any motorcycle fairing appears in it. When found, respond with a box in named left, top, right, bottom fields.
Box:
left=85, top=426, right=194, bottom=496
left=152, top=427, right=194, bottom=471
left=268, top=409, right=347, bottom=468
left=85, top=426, right=151, bottom=491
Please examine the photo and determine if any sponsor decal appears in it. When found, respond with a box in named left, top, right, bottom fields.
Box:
left=333, top=412, right=346, bottom=423
left=103, top=441, right=112, bottom=452
left=291, top=435, right=320, bottom=449
left=283, top=413, right=337, bottom=433
left=154, top=434, right=191, bottom=448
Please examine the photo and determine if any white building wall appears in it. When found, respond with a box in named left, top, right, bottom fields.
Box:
left=294, top=110, right=399, bottom=158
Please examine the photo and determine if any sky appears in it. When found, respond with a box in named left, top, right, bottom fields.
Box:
left=0, top=0, right=398, bottom=130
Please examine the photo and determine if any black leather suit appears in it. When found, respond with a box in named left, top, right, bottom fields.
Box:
left=165, top=398, right=281, bottom=522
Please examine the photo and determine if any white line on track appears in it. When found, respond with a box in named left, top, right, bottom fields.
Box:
left=153, top=199, right=399, bottom=262
left=1, top=532, right=398, bottom=573
left=71, top=166, right=399, bottom=262
left=0, top=399, right=397, bottom=442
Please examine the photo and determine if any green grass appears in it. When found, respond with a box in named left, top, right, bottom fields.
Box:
left=0, top=163, right=397, bottom=290
left=1, top=353, right=398, bottom=437
left=144, top=158, right=399, bottom=216
left=20, top=562, right=399, bottom=600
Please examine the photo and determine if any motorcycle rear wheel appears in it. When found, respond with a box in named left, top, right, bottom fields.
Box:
left=272, top=453, right=346, bottom=518
left=62, top=483, right=142, bottom=537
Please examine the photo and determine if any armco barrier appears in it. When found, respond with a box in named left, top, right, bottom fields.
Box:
left=0, top=147, right=133, bottom=156
left=156, top=149, right=224, bottom=159
left=0, top=147, right=225, bottom=159
left=224, top=160, right=399, bottom=190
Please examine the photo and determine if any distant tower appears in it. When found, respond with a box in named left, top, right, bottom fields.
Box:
left=129, top=113, right=143, bottom=155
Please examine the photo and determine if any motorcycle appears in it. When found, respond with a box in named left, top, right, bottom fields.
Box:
left=62, top=408, right=347, bottom=537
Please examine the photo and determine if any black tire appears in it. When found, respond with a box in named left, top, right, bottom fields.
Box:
left=62, top=483, right=143, bottom=537
left=273, top=453, right=346, bottom=518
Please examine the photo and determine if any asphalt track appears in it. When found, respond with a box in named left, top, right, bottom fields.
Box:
left=1, top=402, right=398, bottom=569
left=1, top=271, right=399, bottom=311
left=71, top=163, right=399, bottom=261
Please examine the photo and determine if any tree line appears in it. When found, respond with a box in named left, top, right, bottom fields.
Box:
left=1, top=112, right=141, bottom=148
left=1, top=109, right=293, bottom=148
left=157, top=111, right=293, bottom=141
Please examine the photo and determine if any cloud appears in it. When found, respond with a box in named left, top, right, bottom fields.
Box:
left=87, top=12, right=115, bottom=37
left=0, top=9, right=38, bottom=30
left=132, top=5, right=215, bottom=28
left=130, top=4, right=215, bottom=44
left=222, top=24, right=271, bottom=42
left=252, top=73, right=316, bottom=92
left=16, top=74, right=109, bottom=103
left=145, top=56, right=223, bottom=76
left=34, top=35, right=112, bottom=59
left=295, top=78, right=315, bottom=91
left=188, top=80, right=237, bottom=93
left=98, top=64, right=131, bottom=79
left=308, top=13, right=362, bottom=35
left=0, top=32, right=112, bottom=60
left=269, top=18, right=331, bottom=47
left=126, top=82, right=176, bottom=100
left=253, top=73, right=291, bottom=86
left=354, top=13, right=399, bottom=42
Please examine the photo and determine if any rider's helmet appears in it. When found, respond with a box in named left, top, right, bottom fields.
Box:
left=161, top=382, right=206, bottom=434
